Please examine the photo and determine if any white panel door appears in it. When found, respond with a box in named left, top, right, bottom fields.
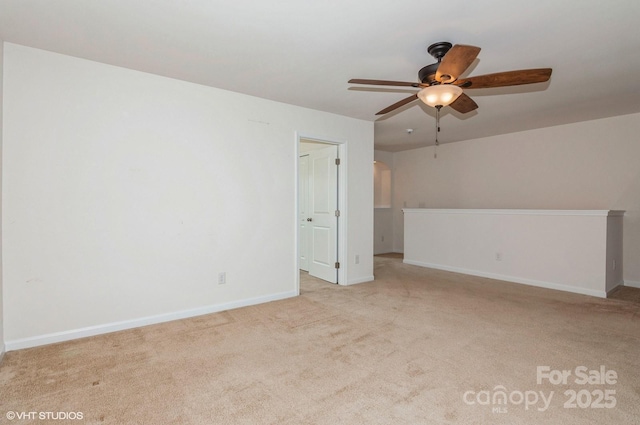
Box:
left=298, top=154, right=310, bottom=271
left=308, top=145, right=338, bottom=283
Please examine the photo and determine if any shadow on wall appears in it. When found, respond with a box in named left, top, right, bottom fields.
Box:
left=374, top=160, right=391, bottom=208
left=374, top=160, right=394, bottom=255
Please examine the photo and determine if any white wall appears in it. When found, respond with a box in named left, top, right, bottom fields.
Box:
left=392, top=113, right=640, bottom=285
left=374, top=150, right=394, bottom=254
left=2, top=43, right=374, bottom=347
left=0, top=40, right=4, bottom=358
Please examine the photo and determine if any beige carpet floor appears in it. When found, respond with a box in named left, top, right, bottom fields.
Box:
left=1, top=255, right=639, bottom=424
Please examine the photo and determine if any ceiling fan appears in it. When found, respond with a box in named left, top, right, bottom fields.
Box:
left=349, top=42, right=552, bottom=115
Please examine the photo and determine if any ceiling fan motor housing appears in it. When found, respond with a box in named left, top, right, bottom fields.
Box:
left=419, top=42, right=452, bottom=84
left=418, top=63, right=440, bottom=84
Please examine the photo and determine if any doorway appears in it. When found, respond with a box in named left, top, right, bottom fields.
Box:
left=296, top=136, right=346, bottom=289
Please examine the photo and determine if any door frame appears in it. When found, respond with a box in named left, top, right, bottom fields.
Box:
left=295, top=132, right=348, bottom=294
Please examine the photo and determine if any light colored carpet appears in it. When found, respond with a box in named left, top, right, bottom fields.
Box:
left=1, top=256, right=639, bottom=424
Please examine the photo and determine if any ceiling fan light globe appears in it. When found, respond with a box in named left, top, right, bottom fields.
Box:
left=417, top=85, right=463, bottom=107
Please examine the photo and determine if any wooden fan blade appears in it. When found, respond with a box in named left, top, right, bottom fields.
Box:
left=376, top=94, right=418, bottom=115
left=449, top=93, right=478, bottom=114
left=457, top=68, right=552, bottom=89
left=349, top=78, right=423, bottom=87
left=436, top=44, right=481, bottom=83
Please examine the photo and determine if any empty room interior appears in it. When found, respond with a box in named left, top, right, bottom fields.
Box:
left=1, top=1, right=639, bottom=424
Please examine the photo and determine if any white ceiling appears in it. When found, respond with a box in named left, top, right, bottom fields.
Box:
left=1, top=0, right=639, bottom=151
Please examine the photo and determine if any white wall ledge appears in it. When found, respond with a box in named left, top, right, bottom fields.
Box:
left=403, top=209, right=624, bottom=298
left=403, top=209, right=625, bottom=217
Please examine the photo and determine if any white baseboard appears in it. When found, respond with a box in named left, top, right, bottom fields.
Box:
left=5, top=290, right=297, bottom=352
left=346, top=275, right=375, bottom=286
left=0, top=343, right=5, bottom=364
left=625, top=280, right=640, bottom=289
left=403, top=259, right=607, bottom=298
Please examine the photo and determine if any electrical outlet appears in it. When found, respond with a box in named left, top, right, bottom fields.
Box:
left=355, top=255, right=360, bottom=264
left=495, top=252, right=502, bottom=261
left=218, top=272, right=226, bottom=285
left=613, top=260, right=616, bottom=270
left=381, top=235, right=385, bottom=242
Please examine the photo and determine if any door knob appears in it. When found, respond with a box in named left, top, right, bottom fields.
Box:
left=307, top=218, right=313, bottom=222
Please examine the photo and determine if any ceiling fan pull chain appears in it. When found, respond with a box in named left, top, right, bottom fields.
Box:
left=434, top=105, right=441, bottom=159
